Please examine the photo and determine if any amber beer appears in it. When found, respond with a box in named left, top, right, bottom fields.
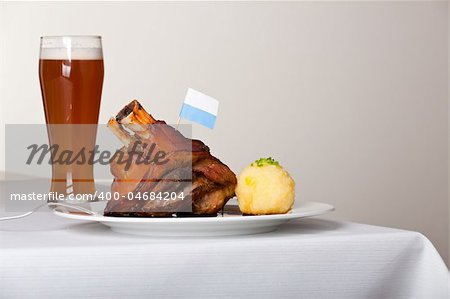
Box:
left=39, top=36, right=104, bottom=197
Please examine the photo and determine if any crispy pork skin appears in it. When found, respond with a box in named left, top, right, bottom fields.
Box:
left=104, top=100, right=237, bottom=217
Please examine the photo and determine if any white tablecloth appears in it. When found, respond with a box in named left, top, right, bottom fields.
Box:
left=0, top=211, right=448, bottom=299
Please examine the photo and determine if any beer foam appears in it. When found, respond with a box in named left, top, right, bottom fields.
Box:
left=40, top=48, right=103, bottom=60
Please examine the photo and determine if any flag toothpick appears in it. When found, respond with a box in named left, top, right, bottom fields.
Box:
left=175, top=116, right=181, bottom=131
left=178, top=88, right=219, bottom=130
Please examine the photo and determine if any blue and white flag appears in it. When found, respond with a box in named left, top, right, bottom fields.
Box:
left=179, top=88, right=219, bottom=129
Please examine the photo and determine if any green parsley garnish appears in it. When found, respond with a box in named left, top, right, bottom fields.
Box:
left=251, top=157, right=280, bottom=167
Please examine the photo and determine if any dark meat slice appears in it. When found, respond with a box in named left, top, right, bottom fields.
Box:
left=104, top=100, right=237, bottom=217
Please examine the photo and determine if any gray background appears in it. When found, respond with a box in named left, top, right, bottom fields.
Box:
left=0, top=1, right=448, bottom=263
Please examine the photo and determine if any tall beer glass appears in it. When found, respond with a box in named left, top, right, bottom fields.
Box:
left=39, top=36, right=104, bottom=197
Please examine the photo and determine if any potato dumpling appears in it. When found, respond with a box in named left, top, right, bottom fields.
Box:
left=235, top=157, right=295, bottom=215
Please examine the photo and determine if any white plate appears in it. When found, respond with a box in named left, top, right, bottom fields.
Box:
left=53, top=201, right=334, bottom=236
